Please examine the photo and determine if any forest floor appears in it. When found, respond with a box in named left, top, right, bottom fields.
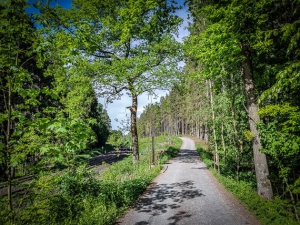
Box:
left=116, top=137, right=260, bottom=225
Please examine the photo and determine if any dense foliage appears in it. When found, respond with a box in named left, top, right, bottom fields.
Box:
left=197, top=143, right=299, bottom=225
left=137, top=0, right=300, bottom=221
left=35, top=0, right=183, bottom=162
left=0, top=0, right=183, bottom=223
left=0, top=136, right=181, bottom=225
left=0, top=0, right=111, bottom=221
left=2, top=0, right=300, bottom=224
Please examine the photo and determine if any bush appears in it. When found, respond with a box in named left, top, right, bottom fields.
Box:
left=214, top=173, right=299, bottom=225
left=196, top=146, right=213, bottom=168
left=2, top=136, right=181, bottom=225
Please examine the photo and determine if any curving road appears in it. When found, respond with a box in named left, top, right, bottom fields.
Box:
left=116, top=137, right=260, bottom=225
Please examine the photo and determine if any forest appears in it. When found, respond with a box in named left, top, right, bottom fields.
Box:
left=137, top=0, right=300, bottom=223
left=1, top=0, right=300, bottom=224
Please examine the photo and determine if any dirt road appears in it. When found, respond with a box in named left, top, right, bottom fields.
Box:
left=116, top=137, right=260, bottom=225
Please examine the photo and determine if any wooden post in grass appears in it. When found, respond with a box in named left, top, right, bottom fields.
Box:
left=152, top=136, right=155, bottom=165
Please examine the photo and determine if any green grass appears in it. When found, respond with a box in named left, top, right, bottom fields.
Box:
left=196, top=143, right=299, bottom=225
left=98, top=135, right=182, bottom=220
left=1, top=136, right=181, bottom=225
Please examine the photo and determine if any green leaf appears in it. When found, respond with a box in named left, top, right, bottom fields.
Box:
left=291, top=142, right=299, bottom=151
left=40, top=147, right=48, bottom=155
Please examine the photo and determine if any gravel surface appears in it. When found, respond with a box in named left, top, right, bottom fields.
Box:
left=116, top=137, right=260, bottom=225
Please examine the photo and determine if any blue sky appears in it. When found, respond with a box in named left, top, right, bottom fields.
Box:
left=26, top=0, right=189, bottom=131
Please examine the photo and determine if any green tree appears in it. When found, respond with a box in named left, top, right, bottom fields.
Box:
left=184, top=0, right=274, bottom=200
left=107, top=130, right=123, bottom=148
left=89, top=96, right=111, bottom=147
left=137, top=103, right=161, bottom=138
left=0, top=0, right=43, bottom=220
left=38, top=0, right=183, bottom=162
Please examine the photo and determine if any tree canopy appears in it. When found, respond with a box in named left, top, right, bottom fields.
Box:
left=37, top=0, right=183, bottom=161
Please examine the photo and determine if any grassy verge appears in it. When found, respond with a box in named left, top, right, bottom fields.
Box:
left=196, top=144, right=299, bottom=225
left=99, top=135, right=182, bottom=222
left=1, top=136, right=181, bottom=225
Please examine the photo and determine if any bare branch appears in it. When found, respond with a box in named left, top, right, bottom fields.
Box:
left=20, top=56, right=35, bottom=67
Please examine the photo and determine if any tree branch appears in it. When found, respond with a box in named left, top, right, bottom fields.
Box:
left=125, top=39, right=131, bottom=58
left=243, top=101, right=258, bottom=123
left=93, top=50, right=120, bottom=61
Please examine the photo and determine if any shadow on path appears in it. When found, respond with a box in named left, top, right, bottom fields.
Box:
left=167, top=211, right=192, bottom=225
left=116, top=147, right=204, bottom=225
left=131, top=180, right=203, bottom=224
left=191, top=167, right=208, bottom=170
left=173, top=149, right=199, bottom=164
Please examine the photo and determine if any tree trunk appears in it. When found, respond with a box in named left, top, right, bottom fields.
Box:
left=6, top=74, right=13, bottom=224
left=231, top=98, right=245, bottom=179
left=241, top=41, right=273, bottom=200
left=196, top=120, right=200, bottom=138
left=185, top=122, right=188, bottom=136
left=284, top=177, right=300, bottom=222
left=221, top=119, right=226, bottom=166
left=236, top=154, right=240, bottom=182
left=199, top=122, right=202, bottom=140
left=201, top=123, right=204, bottom=140
left=195, top=120, right=198, bottom=138
left=130, top=94, right=139, bottom=162
left=204, top=124, right=208, bottom=143
left=152, top=136, right=155, bottom=165
left=209, top=79, right=220, bottom=174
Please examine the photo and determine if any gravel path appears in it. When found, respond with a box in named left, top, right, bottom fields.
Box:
left=116, top=137, right=260, bottom=225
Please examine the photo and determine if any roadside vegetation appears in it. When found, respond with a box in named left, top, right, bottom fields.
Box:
left=196, top=143, right=299, bottom=225
left=0, top=136, right=181, bottom=225
left=2, top=0, right=300, bottom=224
left=0, top=1, right=182, bottom=223
left=137, top=0, right=300, bottom=223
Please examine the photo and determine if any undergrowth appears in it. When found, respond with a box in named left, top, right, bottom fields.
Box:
left=196, top=144, right=299, bottom=225
left=0, top=136, right=181, bottom=225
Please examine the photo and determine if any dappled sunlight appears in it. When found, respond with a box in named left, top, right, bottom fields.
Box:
left=173, top=149, right=200, bottom=164
left=133, top=180, right=203, bottom=217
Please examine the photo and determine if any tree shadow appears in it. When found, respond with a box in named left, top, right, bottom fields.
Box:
left=167, top=211, right=192, bottom=225
left=116, top=148, right=205, bottom=225
left=135, top=222, right=149, bottom=225
left=132, top=180, right=203, bottom=224
left=191, top=167, right=208, bottom=170
left=134, top=211, right=192, bottom=225
left=173, top=149, right=199, bottom=164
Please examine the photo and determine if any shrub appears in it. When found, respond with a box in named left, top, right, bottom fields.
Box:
left=3, top=136, right=181, bottom=225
